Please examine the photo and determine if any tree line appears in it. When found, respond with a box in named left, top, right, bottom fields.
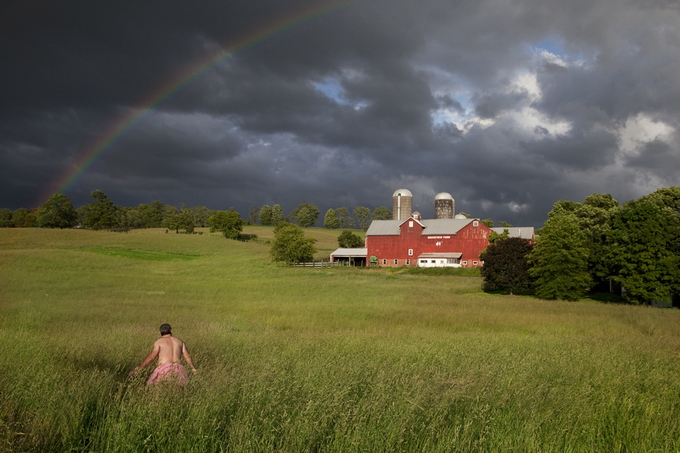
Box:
left=481, top=187, right=680, bottom=305
left=251, top=204, right=392, bottom=230
left=1, top=191, right=392, bottom=232
left=0, top=191, right=218, bottom=232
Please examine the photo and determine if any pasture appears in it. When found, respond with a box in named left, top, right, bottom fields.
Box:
left=1, top=228, right=679, bottom=452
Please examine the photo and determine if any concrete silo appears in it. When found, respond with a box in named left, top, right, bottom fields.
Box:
left=434, top=192, right=455, bottom=219
left=392, top=189, right=413, bottom=220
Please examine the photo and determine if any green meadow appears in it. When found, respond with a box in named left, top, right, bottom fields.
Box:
left=1, top=228, right=680, bottom=452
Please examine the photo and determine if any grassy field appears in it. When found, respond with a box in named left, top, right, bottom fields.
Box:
left=1, top=228, right=680, bottom=452
left=241, top=224, right=364, bottom=260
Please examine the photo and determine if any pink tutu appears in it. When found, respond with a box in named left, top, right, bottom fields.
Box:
left=146, top=363, right=189, bottom=385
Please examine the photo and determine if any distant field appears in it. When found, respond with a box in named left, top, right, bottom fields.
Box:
left=1, top=228, right=680, bottom=452
left=241, top=224, right=365, bottom=259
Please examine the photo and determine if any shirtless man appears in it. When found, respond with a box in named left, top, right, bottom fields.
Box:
left=130, top=323, right=197, bottom=385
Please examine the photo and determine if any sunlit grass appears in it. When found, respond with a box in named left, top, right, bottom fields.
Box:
left=242, top=225, right=366, bottom=260
left=1, top=228, right=680, bottom=452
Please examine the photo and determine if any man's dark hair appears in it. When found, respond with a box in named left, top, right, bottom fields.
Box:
left=159, top=323, right=172, bottom=335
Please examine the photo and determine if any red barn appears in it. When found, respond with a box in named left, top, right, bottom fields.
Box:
left=365, top=213, right=494, bottom=268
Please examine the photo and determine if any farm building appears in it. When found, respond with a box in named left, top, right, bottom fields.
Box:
left=331, top=188, right=534, bottom=268
left=365, top=211, right=494, bottom=268
left=490, top=227, right=535, bottom=242
left=329, top=248, right=368, bottom=266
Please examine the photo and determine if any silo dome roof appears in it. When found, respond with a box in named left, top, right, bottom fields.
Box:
left=435, top=192, right=453, bottom=200
left=454, top=214, right=468, bottom=219
left=392, top=188, right=413, bottom=197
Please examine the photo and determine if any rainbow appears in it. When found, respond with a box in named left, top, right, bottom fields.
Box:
left=41, top=0, right=360, bottom=206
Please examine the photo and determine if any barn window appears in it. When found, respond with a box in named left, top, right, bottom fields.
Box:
left=409, top=221, right=414, bottom=227
left=447, top=258, right=459, bottom=264
left=473, top=220, right=479, bottom=227
left=462, top=261, right=468, bottom=265
left=408, top=249, right=413, bottom=255
left=394, top=259, right=399, bottom=265
left=382, top=259, right=387, bottom=265
left=473, top=261, right=479, bottom=265
left=420, top=260, right=427, bottom=264
left=406, top=259, right=411, bottom=265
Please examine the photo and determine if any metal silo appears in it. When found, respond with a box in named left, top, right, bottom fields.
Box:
left=434, top=192, right=455, bottom=219
left=392, top=189, right=413, bottom=220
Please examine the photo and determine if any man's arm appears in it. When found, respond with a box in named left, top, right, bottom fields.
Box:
left=129, top=342, right=160, bottom=375
left=182, top=342, right=197, bottom=373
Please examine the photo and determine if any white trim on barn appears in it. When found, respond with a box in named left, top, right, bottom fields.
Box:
left=417, top=252, right=463, bottom=268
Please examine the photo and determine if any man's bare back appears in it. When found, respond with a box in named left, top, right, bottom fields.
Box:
left=130, top=324, right=196, bottom=382
left=153, top=335, right=189, bottom=366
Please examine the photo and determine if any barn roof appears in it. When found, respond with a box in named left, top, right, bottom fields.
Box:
left=365, top=220, right=403, bottom=235
left=420, top=219, right=474, bottom=235
left=490, top=227, right=535, bottom=239
left=365, top=218, right=474, bottom=236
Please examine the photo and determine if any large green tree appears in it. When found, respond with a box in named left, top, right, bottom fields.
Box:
left=11, top=208, right=37, bottom=228
left=82, top=190, right=121, bottom=230
left=323, top=208, right=340, bottom=229
left=164, top=212, right=195, bottom=234
left=336, top=207, right=353, bottom=229
left=480, top=237, right=533, bottom=295
left=271, top=204, right=284, bottom=226
left=163, top=204, right=179, bottom=224
left=337, top=230, right=364, bottom=248
left=289, top=203, right=320, bottom=227
left=371, top=206, right=392, bottom=221
left=208, top=210, right=243, bottom=239
left=0, top=209, right=13, bottom=227
left=353, top=206, right=371, bottom=230
left=36, top=194, right=78, bottom=229
left=528, top=213, right=592, bottom=301
left=577, top=194, right=619, bottom=286
left=270, top=222, right=317, bottom=263
left=190, top=205, right=212, bottom=228
left=259, top=205, right=273, bottom=226
left=607, top=188, right=680, bottom=304
left=547, top=193, right=619, bottom=289
left=123, top=206, right=143, bottom=229
left=135, top=201, right=165, bottom=228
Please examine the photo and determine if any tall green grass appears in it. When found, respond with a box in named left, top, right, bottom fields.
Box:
left=1, top=228, right=680, bottom=452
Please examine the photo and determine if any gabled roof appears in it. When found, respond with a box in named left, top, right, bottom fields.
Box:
left=420, top=219, right=474, bottom=235
left=399, top=216, right=425, bottom=229
left=330, top=248, right=367, bottom=257
left=365, top=220, right=403, bottom=236
left=490, top=227, right=535, bottom=239
left=366, top=218, right=475, bottom=236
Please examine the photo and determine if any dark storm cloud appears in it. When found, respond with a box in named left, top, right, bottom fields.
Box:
left=626, top=138, right=680, bottom=180
left=474, top=91, right=531, bottom=119
left=1, top=0, right=679, bottom=227
left=522, top=129, right=620, bottom=170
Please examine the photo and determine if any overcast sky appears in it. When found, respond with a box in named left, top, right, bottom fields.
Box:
left=2, top=0, right=679, bottom=227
